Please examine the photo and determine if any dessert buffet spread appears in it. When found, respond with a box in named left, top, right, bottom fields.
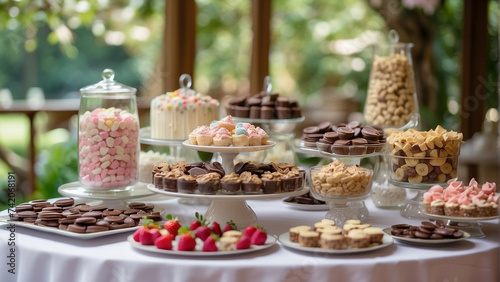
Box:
left=130, top=212, right=273, bottom=253
left=387, top=126, right=464, bottom=184
left=152, top=161, right=305, bottom=195
left=150, top=88, right=219, bottom=140
left=423, top=179, right=498, bottom=217
left=6, top=198, right=160, bottom=234
left=188, top=115, right=269, bottom=147
left=226, top=92, right=302, bottom=119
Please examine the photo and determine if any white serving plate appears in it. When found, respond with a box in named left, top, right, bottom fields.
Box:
left=182, top=140, right=276, bottom=153
left=278, top=232, right=393, bottom=254
left=0, top=215, right=139, bottom=239
left=421, top=212, right=499, bottom=222
left=382, top=227, right=471, bottom=245
left=282, top=201, right=329, bottom=211
left=127, top=234, right=277, bottom=256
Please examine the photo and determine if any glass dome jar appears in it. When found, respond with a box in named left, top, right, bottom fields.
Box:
left=364, top=30, right=419, bottom=128
left=78, top=69, right=139, bottom=191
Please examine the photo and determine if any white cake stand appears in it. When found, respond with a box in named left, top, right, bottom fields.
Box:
left=140, top=127, right=201, bottom=163
left=58, top=181, right=157, bottom=209
left=182, top=140, right=275, bottom=174
left=422, top=212, right=498, bottom=238
left=148, top=184, right=308, bottom=227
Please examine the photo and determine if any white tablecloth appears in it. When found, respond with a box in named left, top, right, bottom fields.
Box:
left=1, top=196, right=498, bottom=282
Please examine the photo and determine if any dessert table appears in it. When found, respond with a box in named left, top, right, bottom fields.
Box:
left=0, top=196, right=498, bottom=282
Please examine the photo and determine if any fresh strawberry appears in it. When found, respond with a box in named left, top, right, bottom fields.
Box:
left=189, top=221, right=201, bottom=231
left=132, top=227, right=145, bottom=242
left=211, top=221, right=222, bottom=237
left=189, top=212, right=208, bottom=231
left=202, top=235, right=218, bottom=252
left=154, top=234, right=173, bottom=250
left=222, top=220, right=237, bottom=233
left=140, top=227, right=161, bottom=245
left=163, top=214, right=181, bottom=238
left=177, top=232, right=196, bottom=251
left=194, top=225, right=212, bottom=241
left=243, top=225, right=258, bottom=238
left=250, top=228, right=267, bottom=245
left=236, top=235, right=251, bottom=250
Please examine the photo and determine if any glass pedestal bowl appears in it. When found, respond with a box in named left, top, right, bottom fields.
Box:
left=308, top=165, right=373, bottom=227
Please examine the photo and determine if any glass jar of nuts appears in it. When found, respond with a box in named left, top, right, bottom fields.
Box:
left=364, top=30, right=419, bottom=129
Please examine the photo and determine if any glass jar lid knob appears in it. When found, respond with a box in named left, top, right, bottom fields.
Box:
left=102, top=69, right=115, bottom=81
left=179, top=73, right=192, bottom=91
left=388, top=29, right=399, bottom=44
left=262, top=75, right=272, bottom=94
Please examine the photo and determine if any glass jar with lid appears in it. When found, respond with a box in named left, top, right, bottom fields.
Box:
left=78, top=69, right=139, bottom=191
left=364, top=30, right=419, bottom=128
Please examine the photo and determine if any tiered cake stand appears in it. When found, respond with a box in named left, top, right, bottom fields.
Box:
left=147, top=141, right=309, bottom=227
left=420, top=212, right=498, bottom=238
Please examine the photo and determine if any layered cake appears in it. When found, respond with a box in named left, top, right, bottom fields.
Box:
left=423, top=178, right=498, bottom=217
left=150, top=88, right=219, bottom=139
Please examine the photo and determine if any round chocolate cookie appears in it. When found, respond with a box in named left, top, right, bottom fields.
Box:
left=67, top=224, right=86, bottom=233
left=53, top=198, right=75, bottom=207
left=303, top=126, right=320, bottom=134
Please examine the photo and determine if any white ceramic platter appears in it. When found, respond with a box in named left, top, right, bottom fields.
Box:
left=421, top=213, right=499, bottom=222
left=147, top=184, right=309, bottom=200
left=0, top=215, right=139, bottom=239
left=182, top=140, right=275, bottom=153
left=278, top=232, right=393, bottom=254
left=128, top=234, right=277, bottom=256
left=382, top=227, right=471, bottom=245
left=282, top=201, right=329, bottom=211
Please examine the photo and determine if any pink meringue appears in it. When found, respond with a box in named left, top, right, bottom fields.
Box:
left=482, top=182, right=497, bottom=195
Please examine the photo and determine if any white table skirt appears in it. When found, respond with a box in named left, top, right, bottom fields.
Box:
left=1, top=196, right=498, bottom=282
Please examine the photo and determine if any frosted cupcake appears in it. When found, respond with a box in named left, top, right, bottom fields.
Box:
left=261, top=171, right=281, bottom=194
left=195, top=126, right=213, bottom=146
left=346, top=229, right=370, bottom=248
left=177, top=175, right=198, bottom=194
left=189, top=126, right=202, bottom=145
left=209, top=120, right=220, bottom=135
left=196, top=172, right=221, bottom=195
left=320, top=234, right=344, bottom=250
left=444, top=194, right=460, bottom=216
left=240, top=171, right=262, bottom=194
left=233, top=127, right=250, bottom=147
left=255, top=126, right=269, bottom=145
left=218, top=115, right=236, bottom=131
left=221, top=173, right=241, bottom=194
left=213, top=127, right=232, bottom=146
left=459, top=193, right=477, bottom=217
left=246, top=126, right=261, bottom=146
